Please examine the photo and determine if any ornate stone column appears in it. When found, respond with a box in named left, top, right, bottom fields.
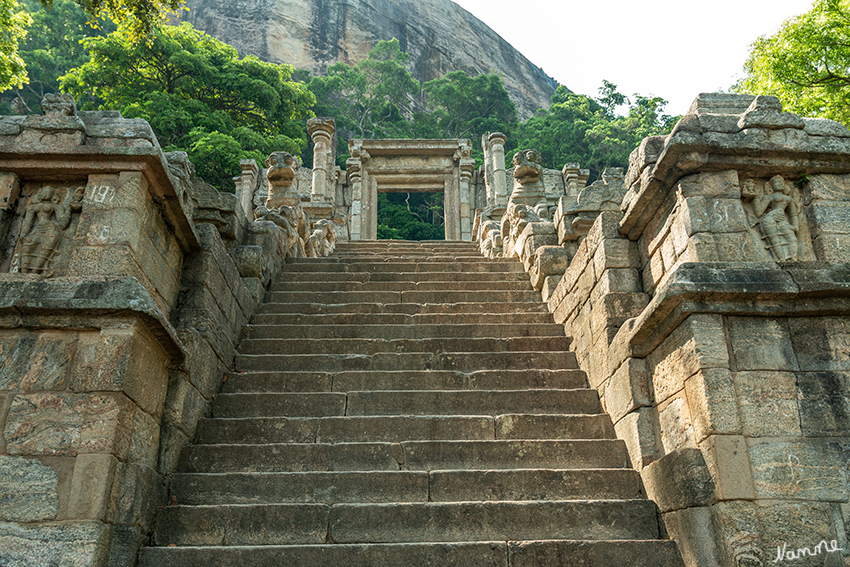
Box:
left=457, top=141, right=476, bottom=241
left=488, top=132, right=508, bottom=208
left=307, top=117, right=335, bottom=203
left=237, top=159, right=258, bottom=216
left=346, top=157, right=362, bottom=240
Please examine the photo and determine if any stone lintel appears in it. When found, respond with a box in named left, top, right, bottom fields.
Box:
left=0, top=151, right=199, bottom=252
left=350, top=139, right=472, bottom=156
left=0, top=275, right=185, bottom=361
left=613, top=262, right=850, bottom=363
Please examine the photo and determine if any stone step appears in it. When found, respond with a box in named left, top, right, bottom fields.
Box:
left=152, top=500, right=661, bottom=546
left=265, top=290, right=543, bottom=304
left=272, top=270, right=531, bottom=282
left=255, top=301, right=549, bottom=317
left=139, top=540, right=685, bottom=567
left=244, top=323, right=565, bottom=340
left=196, top=414, right=614, bottom=444
left=178, top=440, right=631, bottom=473
left=141, top=240, right=685, bottom=567
left=169, top=468, right=644, bottom=505
left=235, top=350, right=580, bottom=372
left=281, top=261, right=524, bottom=273
left=270, top=280, right=534, bottom=292
left=220, top=369, right=589, bottom=393
left=250, top=312, right=554, bottom=325
left=237, top=336, right=572, bottom=356
left=212, top=389, right=600, bottom=418
left=323, top=255, right=493, bottom=262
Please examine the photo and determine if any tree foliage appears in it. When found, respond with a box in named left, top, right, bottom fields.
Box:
left=735, top=0, right=850, bottom=125
left=308, top=39, right=419, bottom=141
left=0, top=0, right=112, bottom=114
left=420, top=71, right=517, bottom=140
left=377, top=192, right=444, bottom=240
left=515, top=82, right=677, bottom=179
left=61, top=22, right=315, bottom=189
left=0, top=0, right=32, bottom=93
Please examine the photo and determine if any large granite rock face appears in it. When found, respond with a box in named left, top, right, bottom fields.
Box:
left=178, top=0, right=560, bottom=119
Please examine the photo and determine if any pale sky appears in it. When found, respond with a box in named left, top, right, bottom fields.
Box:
left=451, top=0, right=815, bottom=116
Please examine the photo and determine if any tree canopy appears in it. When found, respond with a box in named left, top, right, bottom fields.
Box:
left=0, top=0, right=112, bottom=114
left=61, top=22, right=315, bottom=189
left=0, top=0, right=32, bottom=92
left=308, top=39, right=420, bottom=141
left=736, top=0, right=850, bottom=125
left=1, top=0, right=185, bottom=97
left=514, top=82, right=677, bottom=180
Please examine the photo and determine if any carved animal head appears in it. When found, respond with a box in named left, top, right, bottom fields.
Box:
left=265, top=152, right=300, bottom=188
left=512, top=149, right=543, bottom=184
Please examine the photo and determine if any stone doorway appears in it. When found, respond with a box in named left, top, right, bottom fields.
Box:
left=346, top=139, right=476, bottom=240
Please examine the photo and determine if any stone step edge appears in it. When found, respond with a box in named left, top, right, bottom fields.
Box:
left=138, top=540, right=684, bottom=567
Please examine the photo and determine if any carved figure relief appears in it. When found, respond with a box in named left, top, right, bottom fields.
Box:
left=741, top=175, right=802, bottom=262
left=13, top=184, right=84, bottom=275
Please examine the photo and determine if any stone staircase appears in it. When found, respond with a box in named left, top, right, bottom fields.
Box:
left=139, top=240, right=684, bottom=566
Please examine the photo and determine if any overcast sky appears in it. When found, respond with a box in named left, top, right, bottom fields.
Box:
left=451, top=0, right=814, bottom=116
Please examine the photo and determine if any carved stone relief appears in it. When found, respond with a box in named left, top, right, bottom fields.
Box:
left=9, top=183, right=84, bottom=276
left=741, top=175, right=804, bottom=262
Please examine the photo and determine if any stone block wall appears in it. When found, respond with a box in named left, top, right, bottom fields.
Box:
left=0, top=279, right=178, bottom=566
left=0, top=96, right=272, bottom=566
left=511, top=94, right=850, bottom=566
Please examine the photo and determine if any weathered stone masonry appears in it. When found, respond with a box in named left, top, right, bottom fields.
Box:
left=488, top=93, right=850, bottom=567
left=3, top=90, right=850, bottom=567
left=0, top=95, right=336, bottom=566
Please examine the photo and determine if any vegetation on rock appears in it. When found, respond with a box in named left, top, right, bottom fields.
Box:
left=736, top=0, right=850, bottom=126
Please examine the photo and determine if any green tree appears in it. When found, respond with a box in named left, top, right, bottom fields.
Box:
left=515, top=83, right=676, bottom=179
left=421, top=70, right=516, bottom=138
left=736, top=0, right=850, bottom=125
left=0, top=0, right=32, bottom=93
left=309, top=39, right=419, bottom=141
left=62, top=22, right=315, bottom=189
left=1, top=0, right=113, bottom=114
left=1, top=0, right=186, bottom=100
left=377, top=192, right=445, bottom=240
left=419, top=70, right=517, bottom=165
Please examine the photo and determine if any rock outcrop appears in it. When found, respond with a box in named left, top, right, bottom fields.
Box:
left=178, top=0, right=560, bottom=118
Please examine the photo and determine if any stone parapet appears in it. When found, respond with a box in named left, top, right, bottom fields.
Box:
left=0, top=97, right=271, bottom=566
left=543, top=94, right=850, bottom=567
left=495, top=94, right=850, bottom=567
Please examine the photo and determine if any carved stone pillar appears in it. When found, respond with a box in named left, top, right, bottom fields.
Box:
left=346, top=158, right=362, bottom=240
left=562, top=163, right=589, bottom=198
left=237, top=159, right=258, bottom=216
left=307, top=117, right=335, bottom=203
left=458, top=141, right=476, bottom=241
left=362, top=177, right=378, bottom=240
left=488, top=132, right=508, bottom=208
